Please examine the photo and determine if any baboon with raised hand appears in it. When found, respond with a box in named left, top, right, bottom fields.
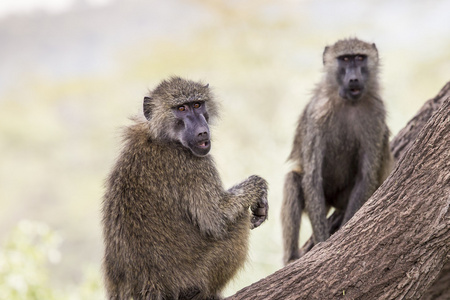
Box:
left=281, top=38, right=393, bottom=265
left=102, top=77, right=269, bottom=299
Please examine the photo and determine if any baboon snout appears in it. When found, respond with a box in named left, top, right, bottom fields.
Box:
left=184, top=124, right=211, bottom=157
left=345, top=69, right=362, bottom=85
left=197, top=128, right=208, bottom=137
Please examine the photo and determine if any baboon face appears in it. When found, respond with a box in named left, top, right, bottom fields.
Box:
left=144, top=77, right=218, bottom=157
left=172, top=100, right=211, bottom=157
left=336, top=54, right=369, bottom=102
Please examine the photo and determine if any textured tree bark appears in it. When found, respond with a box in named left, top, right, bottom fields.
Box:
left=405, top=82, right=450, bottom=300
left=423, top=261, right=450, bottom=300
left=226, top=82, right=450, bottom=300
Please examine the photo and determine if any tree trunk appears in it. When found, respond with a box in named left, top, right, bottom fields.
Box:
left=227, top=82, right=450, bottom=300
left=399, top=82, right=450, bottom=300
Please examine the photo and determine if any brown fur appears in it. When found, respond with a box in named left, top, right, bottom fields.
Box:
left=281, top=38, right=393, bottom=265
left=102, top=77, right=268, bottom=299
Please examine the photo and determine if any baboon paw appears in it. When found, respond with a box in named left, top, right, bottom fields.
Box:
left=250, top=198, right=268, bottom=229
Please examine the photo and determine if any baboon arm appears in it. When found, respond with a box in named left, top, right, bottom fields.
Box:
left=379, top=130, right=394, bottom=183
left=281, top=170, right=304, bottom=264
left=302, top=136, right=328, bottom=243
left=183, top=182, right=230, bottom=239
left=187, top=175, right=267, bottom=238
left=224, top=175, right=268, bottom=225
left=219, top=193, right=252, bottom=222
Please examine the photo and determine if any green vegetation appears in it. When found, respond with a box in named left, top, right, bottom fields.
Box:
left=0, top=220, right=103, bottom=299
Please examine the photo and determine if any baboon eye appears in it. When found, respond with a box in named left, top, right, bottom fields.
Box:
left=178, top=105, right=186, bottom=112
left=193, top=102, right=201, bottom=109
left=343, top=56, right=349, bottom=61
left=356, top=55, right=364, bottom=61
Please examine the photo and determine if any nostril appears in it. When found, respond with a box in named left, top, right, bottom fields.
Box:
left=198, top=131, right=207, bottom=137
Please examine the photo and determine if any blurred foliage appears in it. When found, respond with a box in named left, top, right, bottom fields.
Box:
left=0, top=220, right=61, bottom=299
left=0, top=220, right=103, bottom=300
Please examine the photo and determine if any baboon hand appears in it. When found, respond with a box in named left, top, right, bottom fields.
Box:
left=248, top=175, right=268, bottom=229
left=251, top=196, right=268, bottom=229
left=229, top=175, right=268, bottom=228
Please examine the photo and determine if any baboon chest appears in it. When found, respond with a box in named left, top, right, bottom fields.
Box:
left=321, top=125, right=360, bottom=198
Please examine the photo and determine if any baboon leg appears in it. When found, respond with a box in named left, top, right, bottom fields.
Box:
left=281, top=171, right=304, bottom=265
left=298, top=210, right=345, bottom=257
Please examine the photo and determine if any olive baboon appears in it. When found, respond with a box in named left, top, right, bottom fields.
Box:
left=281, top=38, right=393, bottom=264
left=102, top=77, right=269, bottom=299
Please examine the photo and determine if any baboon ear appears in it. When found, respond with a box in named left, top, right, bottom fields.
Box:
left=322, top=46, right=329, bottom=65
left=204, top=83, right=209, bottom=88
left=371, top=43, right=379, bottom=59
left=143, top=96, right=152, bottom=120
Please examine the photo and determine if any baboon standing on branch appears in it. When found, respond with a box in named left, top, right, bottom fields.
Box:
left=102, top=77, right=269, bottom=299
left=281, top=38, right=393, bottom=265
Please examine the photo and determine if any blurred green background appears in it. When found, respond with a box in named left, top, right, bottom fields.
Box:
left=0, top=0, right=449, bottom=298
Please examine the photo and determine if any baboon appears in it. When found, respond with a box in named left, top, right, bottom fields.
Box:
left=281, top=38, right=393, bottom=265
left=102, top=77, right=269, bottom=299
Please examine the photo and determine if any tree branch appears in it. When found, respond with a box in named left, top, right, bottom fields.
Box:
left=227, top=82, right=450, bottom=299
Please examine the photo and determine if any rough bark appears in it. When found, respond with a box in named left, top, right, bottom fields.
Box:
left=423, top=261, right=450, bottom=300
left=405, top=82, right=450, bottom=300
left=227, top=82, right=450, bottom=300
left=392, top=82, right=450, bottom=300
